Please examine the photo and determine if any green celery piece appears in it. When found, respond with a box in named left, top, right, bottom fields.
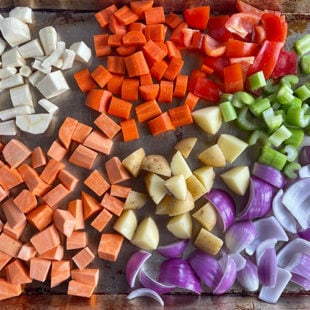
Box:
left=247, top=129, right=269, bottom=146
left=286, top=104, right=310, bottom=128
left=220, top=93, right=233, bottom=102
left=285, top=127, right=304, bottom=147
left=247, top=71, right=267, bottom=91
left=268, top=125, right=292, bottom=147
left=295, top=34, right=310, bottom=55
left=277, top=84, right=295, bottom=105
left=280, top=75, right=299, bottom=87
left=263, top=79, right=280, bottom=95
left=236, top=107, right=262, bottom=131
left=219, top=101, right=237, bottom=122
left=281, top=145, right=299, bottom=162
left=295, top=84, right=310, bottom=101
left=249, top=97, right=270, bottom=117
left=283, top=162, right=301, bottom=178
left=262, top=107, right=283, bottom=131
left=232, top=91, right=255, bottom=108
left=259, top=146, right=287, bottom=170
left=301, top=54, right=310, bottom=74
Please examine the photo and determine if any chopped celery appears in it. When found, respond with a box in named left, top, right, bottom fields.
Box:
left=283, top=162, right=301, bottom=178
left=285, top=127, right=304, bottom=147
left=281, top=145, right=298, bottom=162
left=232, top=91, right=255, bottom=108
left=258, top=146, right=287, bottom=170
left=262, top=107, right=283, bottom=131
left=286, top=104, right=310, bottom=128
left=247, top=129, right=269, bottom=146
left=280, top=75, right=299, bottom=87
left=268, top=125, right=292, bottom=147
left=220, top=93, right=233, bottom=102
left=301, top=54, right=310, bottom=74
left=219, top=101, right=237, bottom=122
left=276, top=84, right=295, bottom=104
left=295, top=84, right=310, bottom=101
left=263, top=79, right=280, bottom=95
left=236, top=107, right=262, bottom=131
left=295, top=34, right=310, bottom=55
left=247, top=71, right=266, bottom=91
left=249, top=97, right=270, bottom=117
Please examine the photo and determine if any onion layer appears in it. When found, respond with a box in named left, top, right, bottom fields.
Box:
left=257, top=247, right=277, bottom=287
left=237, top=256, right=259, bottom=292
left=127, top=288, right=164, bottom=306
left=156, top=240, right=188, bottom=258
left=252, top=162, right=286, bottom=188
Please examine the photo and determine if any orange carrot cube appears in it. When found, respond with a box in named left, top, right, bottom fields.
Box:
left=17, top=243, right=37, bottom=262
left=27, top=203, right=54, bottom=231
left=0, top=233, right=22, bottom=257
left=90, top=208, right=113, bottom=232
left=67, top=280, right=95, bottom=298
left=71, top=122, right=92, bottom=144
left=72, top=247, right=95, bottom=270
left=2, top=139, right=31, bottom=168
left=94, top=112, right=121, bottom=140
left=30, top=257, right=51, bottom=282
left=67, top=199, right=85, bottom=230
left=32, top=146, right=47, bottom=168
left=120, top=118, right=140, bottom=142
left=105, top=156, right=131, bottom=184
left=47, top=140, right=68, bottom=161
left=50, top=260, right=71, bottom=288
left=69, top=144, right=98, bottom=170
left=81, top=191, right=102, bottom=220
left=85, top=89, right=112, bottom=113
left=98, top=233, right=124, bottom=262
left=84, top=169, right=110, bottom=196
left=13, top=189, right=37, bottom=213
left=58, top=169, right=79, bottom=191
left=66, top=231, right=87, bottom=250
left=83, top=130, right=113, bottom=155
left=5, top=259, right=32, bottom=285
left=53, top=209, right=76, bottom=237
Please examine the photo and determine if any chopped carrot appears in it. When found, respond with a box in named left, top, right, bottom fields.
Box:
left=121, top=78, right=139, bottom=101
left=200, top=64, right=214, bottom=74
left=110, top=184, right=132, bottom=198
left=107, top=74, right=124, bottom=95
left=72, top=247, right=95, bottom=270
left=135, top=99, right=162, bottom=122
left=168, top=104, right=193, bottom=128
left=0, top=185, right=9, bottom=202
left=71, top=268, right=99, bottom=286
left=40, top=158, right=65, bottom=185
left=94, top=112, right=121, bottom=139
left=109, top=14, right=127, bottom=35
left=163, top=56, right=184, bottom=81
left=69, top=144, right=98, bottom=170
left=122, top=30, right=146, bottom=46
left=0, top=251, right=11, bottom=271
left=0, top=165, right=23, bottom=190
left=191, top=31, right=204, bottom=50
left=30, top=257, right=51, bottom=282
left=32, top=146, right=46, bottom=168
left=67, top=199, right=85, bottom=230
left=58, top=169, right=79, bottom=191
left=66, top=231, right=87, bottom=250
left=93, top=34, right=111, bottom=57
left=174, top=74, right=188, bottom=98
left=157, top=80, right=174, bottom=103
left=54, top=209, right=76, bottom=237
left=130, top=0, right=154, bottom=18
left=107, top=56, right=126, bottom=75
left=150, top=60, right=168, bottom=81
left=145, top=6, right=165, bottom=25
left=0, top=218, right=3, bottom=232
left=81, top=191, right=102, bottom=220
left=91, top=65, right=112, bottom=88
left=74, top=68, right=97, bottom=93
left=91, top=208, right=113, bottom=232
left=139, top=84, right=159, bottom=101
left=17, top=243, right=36, bottom=262
left=85, top=89, right=112, bottom=113
left=156, top=41, right=168, bottom=56
left=67, top=280, right=95, bottom=298
left=144, top=24, right=167, bottom=42
left=2, top=139, right=31, bottom=169
left=13, top=189, right=37, bottom=213
left=2, top=198, right=26, bottom=229
left=47, top=140, right=68, bottom=161
left=6, top=259, right=32, bottom=284
left=3, top=221, right=27, bottom=240
left=84, top=169, right=110, bottom=197
left=98, top=233, right=124, bottom=262
left=120, top=118, right=140, bottom=142
left=165, top=40, right=182, bottom=59
left=42, top=183, right=70, bottom=208
left=140, top=73, right=153, bottom=85
left=39, top=245, right=64, bottom=261
left=147, top=112, right=175, bottom=135
left=95, top=4, right=117, bottom=28
left=0, top=160, right=4, bottom=168
left=83, top=130, right=114, bottom=155
left=72, top=122, right=92, bottom=144
left=125, top=51, right=150, bottom=77
left=184, top=91, right=200, bottom=111
left=107, top=34, right=123, bottom=47
left=170, top=22, right=188, bottom=46
left=128, top=22, right=146, bottom=32
left=116, top=45, right=137, bottom=56
left=101, top=193, right=124, bottom=217
left=0, top=278, right=22, bottom=300
left=0, top=233, right=22, bottom=257
left=27, top=203, right=54, bottom=231
left=108, top=96, right=132, bottom=120
left=114, top=5, right=139, bottom=25
left=58, top=116, right=78, bottom=149
left=105, top=156, right=131, bottom=185
left=50, top=260, right=71, bottom=288
left=143, top=39, right=167, bottom=65
left=165, top=12, right=182, bottom=29
left=30, top=225, right=61, bottom=255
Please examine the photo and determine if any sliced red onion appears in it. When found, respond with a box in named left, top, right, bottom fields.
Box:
left=257, top=247, right=277, bottom=287
left=285, top=253, right=310, bottom=280
left=204, top=189, right=235, bottom=232
left=158, top=257, right=201, bottom=294
left=277, top=238, right=310, bottom=268
left=127, top=288, right=164, bottom=306
left=225, top=221, right=257, bottom=253
left=291, top=273, right=310, bottom=290
left=230, top=253, right=246, bottom=271
left=255, top=238, right=277, bottom=264
left=252, top=162, right=286, bottom=188
left=213, top=254, right=237, bottom=295
left=272, top=189, right=297, bottom=234
left=188, top=249, right=223, bottom=290
left=298, top=164, right=310, bottom=178
left=246, top=216, right=288, bottom=255
left=139, top=269, right=175, bottom=294
left=282, top=178, right=310, bottom=229
left=126, top=250, right=152, bottom=288
left=156, top=240, right=188, bottom=258
left=258, top=267, right=292, bottom=304
left=298, top=228, right=310, bottom=241
left=238, top=176, right=275, bottom=221
left=237, top=256, right=259, bottom=292
left=299, top=145, right=310, bottom=166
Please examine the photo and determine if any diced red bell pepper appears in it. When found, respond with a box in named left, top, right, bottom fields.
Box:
left=170, top=22, right=188, bottom=46
left=191, top=31, right=204, bottom=50
left=236, top=0, right=281, bottom=17
left=271, top=49, right=298, bottom=79
left=183, top=6, right=210, bottom=30
left=204, top=56, right=230, bottom=77
left=188, top=70, right=207, bottom=93
left=261, top=13, right=287, bottom=42
left=208, top=15, right=233, bottom=43
left=202, top=34, right=227, bottom=57
left=254, top=24, right=266, bottom=44
left=225, top=39, right=260, bottom=58
left=229, top=57, right=255, bottom=80
left=224, top=63, right=244, bottom=93
left=192, top=76, right=221, bottom=102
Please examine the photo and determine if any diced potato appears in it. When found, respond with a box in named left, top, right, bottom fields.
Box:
left=186, top=174, right=207, bottom=201
left=113, top=210, right=137, bottom=241
left=174, top=137, right=197, bottom=158
left=124, top=191, right=148, bottom=210
left=192, top=202, right=217, bottom=231
left=122, top=147, right=145, bottom=177
left=145, top=172, right=167, bottom=204
left=220, top=166, right=250, bottom=196
left=192, top=106, right=222, bottom=135
left=170, top=151, right=192, bottom=179
left=165, top=174, right=187, bottom=201
left=198, top=144, right=226, bottom=167
left=193, top=166, right=215, bottom=193
left=167, top=212, right=192, bottom=239
left=217, top=134, right=248, bottom=163
left=131, top=217, right=159, bottom=250
left=194, top=227, right=223, bottom=255
left=141, top=155, right=171, bottom=177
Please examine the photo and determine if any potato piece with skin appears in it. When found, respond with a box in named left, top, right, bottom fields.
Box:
left=145, top=172, right=167, bottom=205
left=192, top=202, right=217, bottom=231
left=198, top=144, right=226, bottom=167
left=122, top=147, right=145, bottom=177
left=167, top=212, right=192, bottom=239
left=113, top=210, right=137, bottom=241
left=193, top=166, right=215, bottom=193
left=170, top=150, right=192, bottom=179
left=165, top=174, right=187, bottom=201
left=131, top=217, right=159, bottom=250
left=124, top=191, right=148, bottom=210
left=192, top=106, right=222, bottom=135
left=194, top=227, right=223, bottom=255
left=186, top=174, right=207, bottom=201
left=174, top=137, right=197, bottom=158
left=141, top=155, right=171, bottom=177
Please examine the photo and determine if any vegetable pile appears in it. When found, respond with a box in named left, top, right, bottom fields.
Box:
left=1, top=0, right=310, bottom=306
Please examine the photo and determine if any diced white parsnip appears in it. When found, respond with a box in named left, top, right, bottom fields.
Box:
left=0, top=73, right=24, bottom=89
left=2, top=47, right=26, bottom=68
left=36, top=70, right=69, bottom=99
left=0, top=67, right=17, bottom=79
left=0, top=105, right=34, bottom=121
left=9, top=7, right=33, bottom=24
left=198, top=144, right=226, bottom=167
left=10, top=84, right=33, bottom=107
left=69, top=41, right=91, bottom=63
left=0, top=120, right=17, bottom=135
left=192, top=202, right=217, bottom=231
left=167, top=212, right=192, bottom=239
left=165, top=174, right=187, bottom=201
left=61, top=49, right=76, bottom=70
left=170, top=150, right=192, bottom=179
left=19, top=65, right=32, bottom=77
left=41, top=41, right=65, bottom=68
left=0, top=38, right=6, bottom=56
left=53, top=58, right=63, bottom=69
left=113, top=210, right=137, bottom=241
left=144, top=172, right=167, bottom=205
left=18, top=39, right=44, bottom=59
left=186, top=174, right=207, bottom=201
left=38, top=98, right=59, bottom=115
left=39, top=26, right=58, bottom=55
left=193, top=166, right=215, bottom=193
left=32, top=59, right=52, bottom=74
left=28, top=70, right=45, bottom=86
left=16, top=113, right=52, bottom=134
left=192, top=106, right=222, bottom=135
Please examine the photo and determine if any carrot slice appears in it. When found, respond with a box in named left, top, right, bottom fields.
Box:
left=39, top=245, right=64, bottom=261
left=94, top=112, right=121, bottom=139
left=123, top=30, right=146, bottom=46
left=58, top=169, right=79, bottom=191
left=107, top=34, right=123, bottom=47
left=83, top=130, right=114, bottom=155
left=147, top=112, right=175, bottom=135
left=101, top=193, right=124, bottom=216
left=27, top=203, right=54, bottom=231
left=50, top=260, right=71, bottom=288
left=184, top=91, right=200, bottom=111
left=58, top=116, right=78, bottom=149
left=143, top=39, right=167, bottom=65
left=67, top=199, right=85, bottom=230
left=69, top=145, right=98, bottom=170
left=105, top=157, right=131, bottom=185
left=71, top=268, right=99, bottom=286
left=47, top=140, right=68, bottom=161
left=120, top=118, right=140, bottom=142
left=116, top=45, right=137, bottom=56
left=125, top=51, right=150, bottom=77
left=163, top=56, right=184, bottom=81
left=85, top=89, right=112, bottom=113
left=91, top=65, right=112, bottom=88
left=95, top=4, right=117, bottom=28
left=135, top=99, right=162, bottom=122
left=139, top=84, right=159, bottom=101
left=107, top=56, right=126, bottom=75
left=13, top=189, right=37, bottom=213
left=40, top=158, right=65, bottom=185
left=17, top=242, right=36, bottom=262
left=157, top=80, right=174, bottom=103
left=165, top=12, right=182, bottom=29
left=130, top=0, right=154, bottom=18
left=168, top=104, right=193, bottom=127
left=5, top=260, right=32, bottom=284
left=144, top=24, right=167, bottom=42
left=32, top=146, right=46, bottom=168
left=66, top=231, right=87, bottom=250
left=74, top=68, right=97, bottom=93
left=0, top=278, right=22, bottom=300
left=145, top=7, right=165, bottom=25
left=174, top=74, right=188, bottom=98
left=0, top=165, right=23, bottom=190
left=114, top=5, right=139, bottom=25
left=91, top=208, right=113, bottom=232
left=150, top=60, right=168, bottom=81
left=121, top=78, right=139, bottom=101
left=2, top=139, right=31, bottom=169
left=0, top=233, right=22, bottom=257
left=72, top=122, right=92, bottom=144
left=107, top=74, right=124, bottom=95
left=42, top=184, right=70, bottom=209
left=72, top=247, right=95, bottom=270
left=98, top=233, right=124, bottom=262
left=30, top=257, right=51, bottom=282
left=128, top=22, right=146, bottom=32
left=84, top=169, right=110, bottom=196
left=165, top=40, right=182, bottom=59
left=2, top=198, right=26, bottom=229
left=109, top=15, right=127, bottom=35
left=93, top=34, right=111, bottom=57
left=81, top=191, right=102, bottom=220
left=67, top=280, right=95, bottom=298
left=140, top=73, right=153, bottom=85
left=108, top=96, right=132, bottom=120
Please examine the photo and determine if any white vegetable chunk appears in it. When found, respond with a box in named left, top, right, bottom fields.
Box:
left=0, top=105, right=34, bottom=121
left=0, top=73, right=24, bottom=89
left=9, top=7, right=33, bottom=24
left=0, top=17, right=31, bottom=47
left=53, top=58, right=63, bottom=69
left=16, top=113, right=52, bottom=134
left=0, top=67, right=17, bottom=79
left=39, top=26, right=58, bottom=55
left=19, top=65, right=32, bottom=77
left=0, top=120, right=17, bottom=135
left=18, top=39, right=44, bottom=59
left=28, top=70, right=45, bottom=86
left=36, top=70, right=69, bottom=99
left=2, top=47, right=26, bottom=68
left=41, top=41, right=65, bottom=68
left=0, top=38, right=6, bottom=56
left=69, top=41, right=91, bottom=63
left=38, top=98, right=58, bottom=115
left=32, top=59, right=52, bottom=74
left=10, top=84, right=33, bottom=107
left=61, top=49, right=75, bottom=70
